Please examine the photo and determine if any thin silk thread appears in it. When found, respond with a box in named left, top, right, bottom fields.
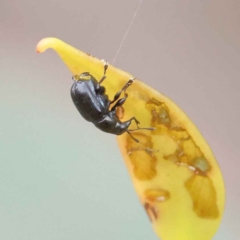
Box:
left=112, top=0, right=143, bottom=64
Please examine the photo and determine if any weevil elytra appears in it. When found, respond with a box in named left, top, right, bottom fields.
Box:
left=71, top=61, right=154, bottom=142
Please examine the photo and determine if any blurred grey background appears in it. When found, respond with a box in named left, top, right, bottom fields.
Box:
left=1, top=0, right=240, bottom=239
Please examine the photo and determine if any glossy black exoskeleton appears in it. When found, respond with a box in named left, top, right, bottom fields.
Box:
left=70, top=61, right=154, bottom=142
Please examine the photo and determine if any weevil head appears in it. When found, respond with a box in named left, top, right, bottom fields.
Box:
left=72, top=72, right=95, bottom=82
left=70, top=71, right=98, bottom=105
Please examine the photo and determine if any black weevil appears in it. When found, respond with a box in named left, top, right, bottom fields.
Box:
left=70, top=61, right=154, bottom=142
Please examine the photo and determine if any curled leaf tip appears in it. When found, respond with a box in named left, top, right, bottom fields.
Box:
left=36, top=37, right=60, bottom=53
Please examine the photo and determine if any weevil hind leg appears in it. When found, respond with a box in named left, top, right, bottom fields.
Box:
left=128, top=117, right=155, bottom=131
left=125, top=117, right=155, bottom=143
left=127, top=131, right=140, bottom=143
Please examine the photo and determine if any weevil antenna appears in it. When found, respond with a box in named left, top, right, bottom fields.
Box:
left=112, top=0, right=143, bottom=64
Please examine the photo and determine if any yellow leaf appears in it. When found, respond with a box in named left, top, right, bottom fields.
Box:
left=36, top=38, right=225, bottom=240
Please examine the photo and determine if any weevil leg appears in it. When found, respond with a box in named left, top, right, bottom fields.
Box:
left=96, top=60, right=108, bottom=93
left=125, top=117, right=155, bottom=143
left=127, top=131, right=140, bottom=143
left=128, top=117, right=155, bottom=131
left=99, top=60, right=109, bottom=84
left=110, top=77, right=135, bottom=104
left=129, top=116, right=140, bottom=127
left=128, top=126, right=156, bottom=132
left=111, top=93, right=128, bottom=111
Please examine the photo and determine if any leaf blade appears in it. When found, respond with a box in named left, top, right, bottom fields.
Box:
left=36, top=38, right=225, bottom=240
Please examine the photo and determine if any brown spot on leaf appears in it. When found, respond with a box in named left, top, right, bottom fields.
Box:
left=145, top=189, right=170, bottom=202
left=144, top=202, right=158, bottom=222
left=164, top=148, right=185, bottom=164
left=190, top=156, right=211, bottom=174
left=169, top=126, right=190, bottom=142
left=180, top=138, right=202, bottom=162
left=130, top=151, right=157, bottom=180
left=185, top=175, right=219, bottom=219
left=127, top=133, right=157, bottom=181
left=146, top=98, right=171, bottom=127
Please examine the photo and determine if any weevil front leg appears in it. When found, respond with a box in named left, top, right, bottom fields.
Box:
left=99, top=60, right=109, bottom=84
left=96, top=60, right=108, bottom=94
